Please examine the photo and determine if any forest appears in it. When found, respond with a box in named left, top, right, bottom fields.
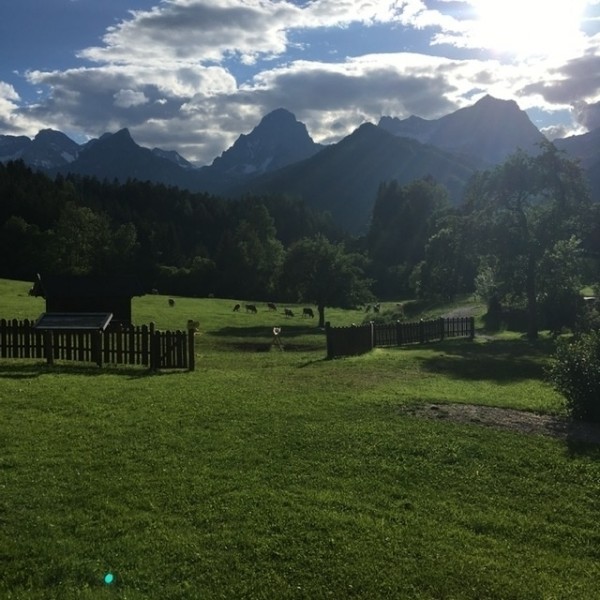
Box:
left=1, top=140, right=599, bottom=336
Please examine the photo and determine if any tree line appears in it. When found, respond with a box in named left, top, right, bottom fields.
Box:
left=1, top=140, right=599, bottom=335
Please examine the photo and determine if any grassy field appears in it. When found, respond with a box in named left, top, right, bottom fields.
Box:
left=1, top=279, right=599, bottom=599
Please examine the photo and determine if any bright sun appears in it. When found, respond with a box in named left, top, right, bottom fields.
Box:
left=472, top=0, right=588, bottom=58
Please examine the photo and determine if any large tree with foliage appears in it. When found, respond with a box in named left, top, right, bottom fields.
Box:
left=367, top=178, right=450, bottom=298
left=410, top=214, right=477, bottom=301
left=464, top=142, right=592, bottom=338
left=215, top=203, right=285, bottom=299
left=280, top=235, right=373, bottom=327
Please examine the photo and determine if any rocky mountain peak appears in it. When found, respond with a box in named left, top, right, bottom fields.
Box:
left=210, top=108, right=322, bottom=177
left=379, top=94, right=545, bottom=165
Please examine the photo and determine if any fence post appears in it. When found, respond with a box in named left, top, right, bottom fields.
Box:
left=469, top=316, right=475, bottom=340
left=419, top=319, right=425, bottom=344
left=439, top=317, right=445, bottom=341
left=92, top=330, right=103, bottom=367
left=44, top=330, right=54, bottom=366
left=187, top=328, right=195, bottom=371
left=150, top=322, right=159, bottom=371
left=370, top=321, right=375, bottom=351
left=325, top=322, right=333, bottom=359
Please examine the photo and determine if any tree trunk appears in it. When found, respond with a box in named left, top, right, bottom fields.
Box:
left=318, top=304, right=326, bottom=328
left=526, top=253, right=538, bottom=340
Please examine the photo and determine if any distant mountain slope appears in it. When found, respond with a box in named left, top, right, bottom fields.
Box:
left=554, top=127, right=600, bottom=169
left=52, top=128, right=200, bottom=188
left=379, top=95, right=546, bottom=165
left=0, top=129, right=79, bottom=168
left=39, top=108, right=324, bottom=193
left=2, top=97, right=599, bottom=234
left=0, top=134, right=30, bottom=162
left=151, top=147, right=195, bottom=170
left=232, top=123, right=480, bottom=233
left=209, top=108, right=323, bottom=178
left=555, top=128, right=600, bottom=200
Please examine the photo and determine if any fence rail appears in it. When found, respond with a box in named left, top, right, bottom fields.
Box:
left=326, top=317, right=475, bottom=358
left=0, top=319, right=194, bottom=370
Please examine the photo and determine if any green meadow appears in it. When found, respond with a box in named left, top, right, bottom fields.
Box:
left=1, top=279, right=599, bottom=599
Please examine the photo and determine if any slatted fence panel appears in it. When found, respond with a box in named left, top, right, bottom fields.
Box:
left=154, top=330, right=189, bottom=369
left=0, top=319, right=193, bottom=370
left=445, top=317, right=475, bottom=339
left=0, top=319, right=45, bottom=359
left=101, top=325, right=153, bottom=366
left=326, top=317, right=475, bottom=357
left=326, top=322, right=373, bottom=358
left=373, top=323, right=396, bottom=347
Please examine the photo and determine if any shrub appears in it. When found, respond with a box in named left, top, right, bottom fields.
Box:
left=549, top=331, right=600, bottom=422
left=483, top=294, right=502, bottom=331
left=575, top=299, right=600, bottom=333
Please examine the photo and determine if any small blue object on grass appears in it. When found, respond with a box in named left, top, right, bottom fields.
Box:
left=104, top=572, right=115, bottom=585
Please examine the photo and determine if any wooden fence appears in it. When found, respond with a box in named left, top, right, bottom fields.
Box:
left=326, top=317, right=475, bottom=358
left=0, top=319, right=194, bottom=371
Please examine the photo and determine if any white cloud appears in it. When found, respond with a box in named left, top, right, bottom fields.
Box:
left=113, top=89, right=149, bottom=108
left=0, top=82, right=20, bottom=102
left=573, top=99, right=600, bottom=129
left=79, top=0, right=300, bottom=67
left=0, top=81, right=47, bottom=135
left=3, top=0, right=600, bottom=164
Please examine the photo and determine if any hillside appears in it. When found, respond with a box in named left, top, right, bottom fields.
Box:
left=234, top=123, right=480, bottom=232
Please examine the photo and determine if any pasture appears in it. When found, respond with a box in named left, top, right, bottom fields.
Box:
left=1, top=279, right=599, bottom=599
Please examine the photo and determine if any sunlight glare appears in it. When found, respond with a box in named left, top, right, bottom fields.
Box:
left=472, top=0, right=587, bottom=58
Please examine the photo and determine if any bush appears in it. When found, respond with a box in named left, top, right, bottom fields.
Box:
left=549, top=332, right=600, bottom=422
left=483, top=295, right=502, bottom=331
left=575, top=299, right=600, bottom=333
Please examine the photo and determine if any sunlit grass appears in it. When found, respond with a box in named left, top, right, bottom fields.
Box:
left=1, top=278, right=598, bottom=599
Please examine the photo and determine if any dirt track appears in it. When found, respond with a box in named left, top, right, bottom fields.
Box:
left=400, top=403, right=600, bottom=445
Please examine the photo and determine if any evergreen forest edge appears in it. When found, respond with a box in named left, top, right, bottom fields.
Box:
left=2, top=140, right=600, bottom=340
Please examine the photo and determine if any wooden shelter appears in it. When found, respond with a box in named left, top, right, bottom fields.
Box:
left=31, top=274, right=146, bottom=326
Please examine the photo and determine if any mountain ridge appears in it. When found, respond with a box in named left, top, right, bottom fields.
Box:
left=232, top=122, right=481, bottom=232
left=1, top=96, right=599, bottom=232
left=378, top=95, right=546, bottom=165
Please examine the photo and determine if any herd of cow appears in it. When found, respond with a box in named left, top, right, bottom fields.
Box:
left=233, top=303, right=314, bottom=318
left=167, top=297, right=314, bottom=318
left=168, top=297, right=381, bottom=318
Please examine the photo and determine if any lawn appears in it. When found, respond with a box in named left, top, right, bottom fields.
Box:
left=1, top=279, right=599, bottom=599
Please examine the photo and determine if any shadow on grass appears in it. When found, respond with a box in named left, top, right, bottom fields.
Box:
left=208, top=325, right=325, bottom=339
left=417, top=336, right=557, bottom=383
left=0, top=361, right=185, bottom=379
left=206, top=324, right=326, bottom=353
left=566, top=436, right=600, bottom=459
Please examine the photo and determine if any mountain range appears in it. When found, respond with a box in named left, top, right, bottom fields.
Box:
left=1, top=95, right=598, bottom=232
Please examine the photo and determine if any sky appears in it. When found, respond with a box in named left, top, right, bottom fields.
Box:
left=2, top=0, right=600, bottom=166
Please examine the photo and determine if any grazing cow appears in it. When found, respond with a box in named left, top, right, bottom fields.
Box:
left=246, top=304, right=258, bottom=313
left=187, top=319, right=200, bottom=332
left=233, top=304, right=241, bottom=312
left=168, top=298, right=175, bottom=307
left=284, top=308, right=294, bottom=318
left=302, top=307, right=314, bottom=318
left=267, top=302, right=278, bottom=311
